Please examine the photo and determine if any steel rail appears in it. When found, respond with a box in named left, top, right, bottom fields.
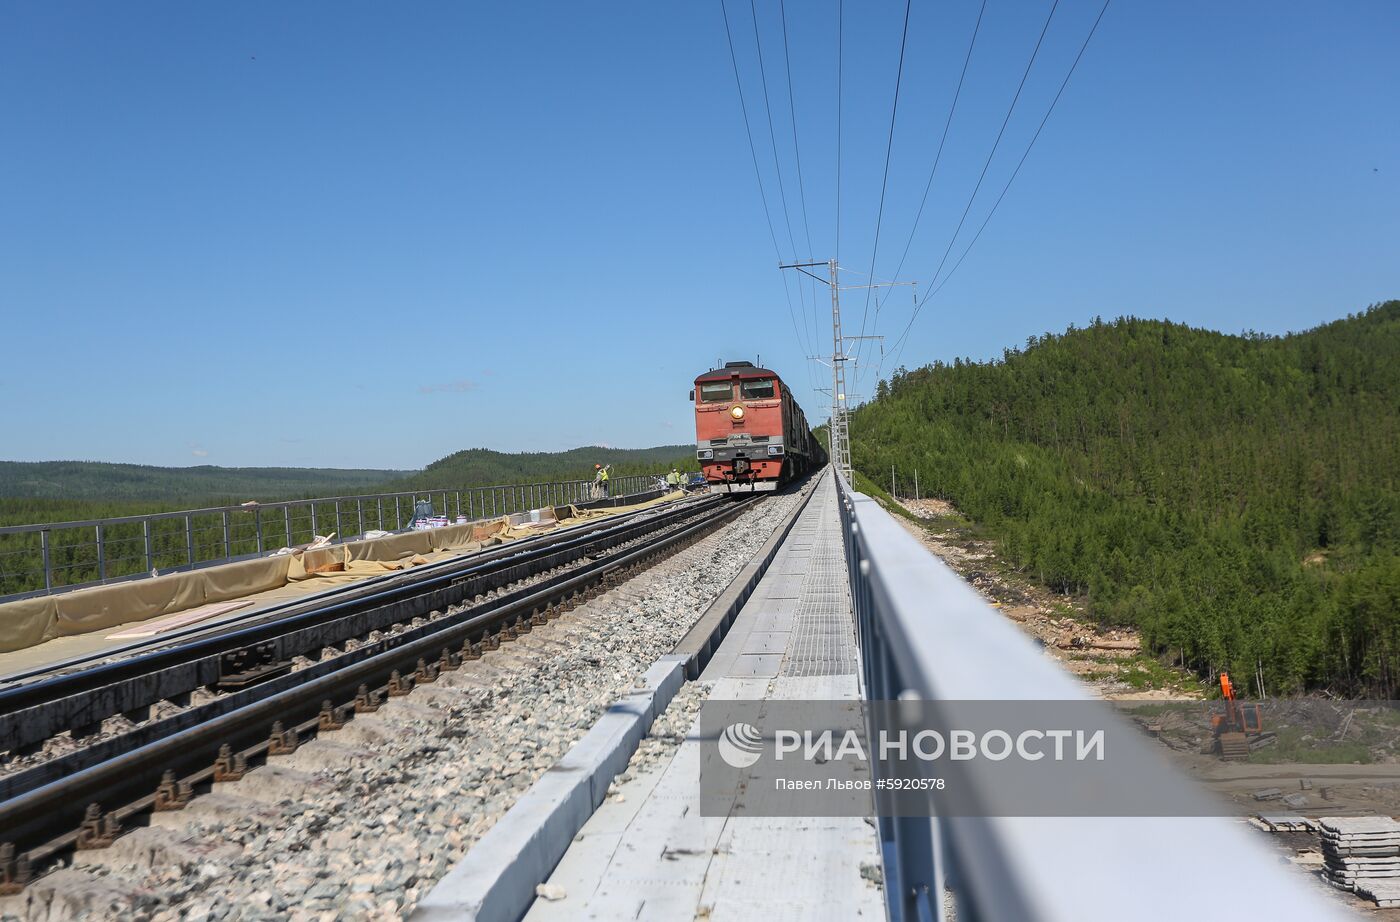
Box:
left=0, top=495, right=759, bottom=890
left=0, top=495, right=695, bottom=694
left=0, top=499, right=726, bottom=797
left=0, top=495, right=722, bottom=755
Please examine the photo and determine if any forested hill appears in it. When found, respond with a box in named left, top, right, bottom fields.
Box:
left=854, top=301, right=1400, bottom=696
left=0, top=462, right=406, bottom=503
left=399, top=445, right=696, bottom=490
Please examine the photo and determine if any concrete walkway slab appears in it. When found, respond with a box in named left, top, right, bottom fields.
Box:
left=527, top=473, right=883, bottom=921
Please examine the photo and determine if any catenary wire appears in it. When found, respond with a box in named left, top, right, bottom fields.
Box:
left=749, top=0, right=821, bottom=362
left=852, top=0, right=914, bottom=391
left=719, top=0, right=811, bottom=367
left=886, top=0, right=990, bottom=288
left=778, top=0, right=822, bottom=354
left=885, top=0, right=1113, bottom=374
left=923, top=0, right=1061, bottom=292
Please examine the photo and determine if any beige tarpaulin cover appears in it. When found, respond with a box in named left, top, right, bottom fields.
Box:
left=0, top=490, right=685, bottom=655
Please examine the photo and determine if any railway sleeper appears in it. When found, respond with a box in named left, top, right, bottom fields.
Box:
left=0, top=843, right=32, bottom=895
left=0, top=496, right=755, bottom=889
left=3, top=509, right=715, bottom=798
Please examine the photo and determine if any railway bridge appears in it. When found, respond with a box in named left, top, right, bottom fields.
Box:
left=0, top=469, right=1356, bottom=920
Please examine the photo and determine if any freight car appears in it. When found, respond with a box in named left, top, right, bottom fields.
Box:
left=690, top=361, right=826, bottom=493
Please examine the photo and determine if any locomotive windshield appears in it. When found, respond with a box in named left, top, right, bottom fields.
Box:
left=700, top=382, right=733, bottom=402
left=740, top=378, right=776, bottom=399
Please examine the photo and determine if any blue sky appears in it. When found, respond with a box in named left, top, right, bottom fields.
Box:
left=1, top=1, right=1395, bottom=470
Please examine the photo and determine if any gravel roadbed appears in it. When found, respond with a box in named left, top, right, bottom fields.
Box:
left=0, top=484, right=810, bottom=922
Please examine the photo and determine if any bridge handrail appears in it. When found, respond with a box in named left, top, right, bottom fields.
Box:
left=0, top=474, right=659, bottom=600
left=834, top=471, right=1346, bottom=922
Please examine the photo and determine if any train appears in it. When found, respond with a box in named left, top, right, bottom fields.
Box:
left=691, top=360, right=826, bottom=493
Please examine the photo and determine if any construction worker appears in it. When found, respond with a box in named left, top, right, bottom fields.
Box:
left=666, top=468, right=682, bottom=492
left=594, top=463, right=610, bottom=497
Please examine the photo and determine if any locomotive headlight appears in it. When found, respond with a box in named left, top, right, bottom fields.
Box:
left=730, top=405, right=745, bottom=420
left=697, top=449, right=714, bottom=460
left=767, top=445, right=783, bottom=456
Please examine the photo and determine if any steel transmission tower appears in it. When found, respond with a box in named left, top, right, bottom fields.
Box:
left=779, top=260, right=910, bottom=483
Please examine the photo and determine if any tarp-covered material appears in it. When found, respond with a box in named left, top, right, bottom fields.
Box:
left=0, top=490, right=688, bottom=655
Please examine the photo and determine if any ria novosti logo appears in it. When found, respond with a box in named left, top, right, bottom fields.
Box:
left=715, top=722, right=1107, bottom=767
left=718, top=722, right=764, bottom=768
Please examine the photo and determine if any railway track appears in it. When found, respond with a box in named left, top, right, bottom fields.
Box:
left=0, top=492, right=758, bottom=894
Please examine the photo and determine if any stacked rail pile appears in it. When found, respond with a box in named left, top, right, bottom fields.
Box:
left=1319, top=816, right=1400, bottom=906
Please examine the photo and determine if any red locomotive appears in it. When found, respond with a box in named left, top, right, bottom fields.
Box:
left=691, top=361, right=825, bottom=493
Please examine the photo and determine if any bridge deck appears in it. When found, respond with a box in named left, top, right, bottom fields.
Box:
left=527, top=473, right=883, bottom=921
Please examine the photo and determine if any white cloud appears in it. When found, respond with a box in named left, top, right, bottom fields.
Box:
left=191, top=449, right=209, bottom=458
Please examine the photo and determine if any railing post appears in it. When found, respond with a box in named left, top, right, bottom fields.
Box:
left=395, top=496, right=401, bottom=529
left=96, top=523, right=106, bottom=582
left=255, top=508, right=264, bottom=554
left=357, top=499, right=365, bottom=537
left=41, top=529, right=52, bottom=592
left=143, top=519, right=154, bottom=574
left=310, top=503, right=319, bottom=538
left=284, top=506, right=293, bottom=549
left=185, top=514, right=195, bottom=567
left=455, top=491, right=462, bottom=519
left=376, top=498, right=384, bottom=531
left=335, top=501, right=343, bottom=541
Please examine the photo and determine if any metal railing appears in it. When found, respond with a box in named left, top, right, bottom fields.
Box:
left=834, top=472, right=1347, bottom=922
left=0, top=475, right=658, bottom=602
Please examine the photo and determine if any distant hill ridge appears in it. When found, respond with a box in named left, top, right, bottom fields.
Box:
left=400, top=445, right=695, bottom=491
left=854, top=300, right=1400, bottom=696
left=0, top=461, right=407, bottom=503
left=0, top=444, right=696, bottom=508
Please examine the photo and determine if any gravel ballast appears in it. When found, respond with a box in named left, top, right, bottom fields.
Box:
left=0, top=484, right=810, bottom=922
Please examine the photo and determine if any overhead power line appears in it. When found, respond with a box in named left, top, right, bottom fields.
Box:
left=719, top=0, right=811, bottom=363
left=887, top=0, right=990, bottom=288
left=748, top=0, right=799, bottom=257
left=748, top=0, right=817, bottom=359
left=778, top=0, right=822, bottom=355
left=924, top=0, right=1062, bottom=290
left=886, top=0, right=1114, bottom=373
left=853, top=0, right=914, bottom=387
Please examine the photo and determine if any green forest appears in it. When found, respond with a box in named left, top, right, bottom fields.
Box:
left=852, top=301, right=1400, bottom=697
left=0, top=462, right=407, bottom=504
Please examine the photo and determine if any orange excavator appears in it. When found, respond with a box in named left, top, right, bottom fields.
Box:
left=1208, top=673, right=1264, bottom=761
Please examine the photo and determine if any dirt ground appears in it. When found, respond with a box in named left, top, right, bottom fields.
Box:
left=891, top=496, right=1396, bottom=917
